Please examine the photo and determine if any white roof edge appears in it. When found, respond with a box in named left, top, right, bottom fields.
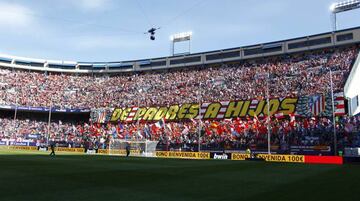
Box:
left=0, top=53, right=80, bottom=64
left=0, top=53, right=47, bottom=63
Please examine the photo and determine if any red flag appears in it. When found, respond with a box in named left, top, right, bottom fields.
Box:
left=151, top=124, right=159, bottom=134
left=216, top=125, right=224, bottom=135
left=211, top=121, right=219, bottom=129
left=235, top=124, right=242, bottom=134
left=205, top=127, right=212, bottom=136
left=303, top=119, right=309, bottom=129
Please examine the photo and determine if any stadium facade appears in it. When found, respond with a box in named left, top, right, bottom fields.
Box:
left=0, top=27, right=359, bottom=73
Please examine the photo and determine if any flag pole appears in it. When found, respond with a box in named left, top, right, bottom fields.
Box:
left=47, top=101, right=52, bottom=146
left=136, top=97, right=139, bottom=141
left=266, top=73, right=271, bottom=155
left=198, top=87, right=201, bottom=152
left=137, top=88, right=142, bottom=141
left=329, top=68, right=337, bottom=155
left=13, top=88, right=18, bottom=140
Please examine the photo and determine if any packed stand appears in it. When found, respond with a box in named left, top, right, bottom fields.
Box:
left=0, top=118, right=104, bottom=149
left=0, top=46, right=358, bottom=109
left=1, top=116, right=359, bottom=153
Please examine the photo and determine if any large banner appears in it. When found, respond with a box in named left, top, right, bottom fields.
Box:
left=91, top=92, right=347, bottom=123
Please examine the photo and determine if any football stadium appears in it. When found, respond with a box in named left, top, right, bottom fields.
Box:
left=1, top=0, right=360, bottom=201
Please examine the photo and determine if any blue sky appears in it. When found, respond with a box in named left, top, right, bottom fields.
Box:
left=0, top=0, right=359, bottom=62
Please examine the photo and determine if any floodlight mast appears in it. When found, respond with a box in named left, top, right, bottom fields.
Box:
left=329, top=0, right=359, bottom=154
left=170, top=31, right=192, bottom=56
left=330, top=0, right=360, bottom=31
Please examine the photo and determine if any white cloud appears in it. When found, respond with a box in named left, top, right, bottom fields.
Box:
left=0, top=2, right=34, bottom=28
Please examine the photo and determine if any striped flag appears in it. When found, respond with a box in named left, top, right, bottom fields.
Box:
left=308, top=95, right=325, bottom=116
left=97, top=110, right=107, bottom=123
left=155, top=118, right=166, bottom=128
left=334, top=92, right=346, bottom=116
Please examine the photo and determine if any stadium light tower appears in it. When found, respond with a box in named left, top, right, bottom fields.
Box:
left=170, top=31, right=192, bottom=56
left=330, top=0, right=360, bottom=31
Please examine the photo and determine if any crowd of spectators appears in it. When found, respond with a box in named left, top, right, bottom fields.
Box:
left=0, top=46, right=358, bottom=109
left=0, top=118, right=89, bottom=148
left=1, top=115, right=359, bottom=152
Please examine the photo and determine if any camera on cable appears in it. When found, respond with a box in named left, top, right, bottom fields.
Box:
left=146, top=27, right=160, bottom=41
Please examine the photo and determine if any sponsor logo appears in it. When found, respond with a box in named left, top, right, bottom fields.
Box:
left=11, top=142, right=28, bottom=146
left=9, top=146, right=38, bottom=151
left=97, top=149, right=141, bottom=155
left=86, top=149, right=97, bottom=154
left=231, top=153, right=250, bottom=160
left=97, top=149, right=109, bottom=154
left=257, top=154, right=305, bottom=163
left=55, top=147, right=85, bottom=152
left=213, top=153, right=229, bottom=160
left=38, top=147, right=48, bottom=152
left=27, top=134, right=39, bottom=139
left=156, top=151, right=210, bottom=159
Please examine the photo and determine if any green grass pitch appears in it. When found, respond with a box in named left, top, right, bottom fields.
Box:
left=0, top=149, right=359, bottom=201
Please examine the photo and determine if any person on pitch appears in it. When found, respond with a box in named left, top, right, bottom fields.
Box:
left=126, top=142, right=131, bottom=157
left=246, top=147, right=252, bottom=158
left=49, top=141, right=56, bottom=156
